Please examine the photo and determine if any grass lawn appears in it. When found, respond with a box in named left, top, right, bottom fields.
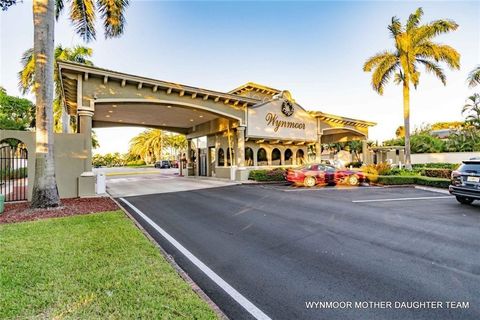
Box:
left=0, top=211, right=217, bottom=319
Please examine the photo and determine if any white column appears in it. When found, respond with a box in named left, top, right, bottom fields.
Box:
left=78, top=108, right=93, bottom=172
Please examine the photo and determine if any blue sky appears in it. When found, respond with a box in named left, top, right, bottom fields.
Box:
left=1, top=1, right=479, bottom=154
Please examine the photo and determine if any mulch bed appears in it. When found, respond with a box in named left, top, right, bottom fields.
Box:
left=0, top=197, right=119, bottom=225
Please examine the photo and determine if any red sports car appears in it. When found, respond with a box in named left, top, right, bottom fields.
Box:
left=285, top=163, right=365, bottom=187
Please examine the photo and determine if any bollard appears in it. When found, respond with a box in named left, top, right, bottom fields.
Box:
left=0, top=194, right=4, bottom=214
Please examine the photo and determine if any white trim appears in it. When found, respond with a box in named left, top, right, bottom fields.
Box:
left=94, top=98, right=245, bottom=126
left=120, top=198, right=272, bottom=320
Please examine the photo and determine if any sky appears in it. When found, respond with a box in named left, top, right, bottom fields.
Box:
left=1, top=0, right=479, bottom=154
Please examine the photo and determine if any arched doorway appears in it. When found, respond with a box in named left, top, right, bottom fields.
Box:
left=245, top=147, right=254, bottom=166
left=257, top=148, right=268, bottom=166
left=0, top=138, right=28, bottom=202
left=285, top=149, right=293, bottom=165
left=272, top=148, right=281, bottom=165
left=296, top=149, right=305, bottom=165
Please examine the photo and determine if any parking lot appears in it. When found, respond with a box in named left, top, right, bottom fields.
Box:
left=116, top=179, right=480, bottom=320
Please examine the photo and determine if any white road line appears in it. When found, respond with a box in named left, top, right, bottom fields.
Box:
left=352, top=196, right=453, bottom=203
left=120, top=198, right=272, bottom=320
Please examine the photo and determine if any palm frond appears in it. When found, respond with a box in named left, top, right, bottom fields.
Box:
left=393, top=71, right=404, bottom=85
left=388, top=16, right=402, bottom=37
left=363, top=51, right=396, bottom=72
left=467, top=66, right=480, bottom=87
left=371, top=56, right=399, bottom=95
left=406, top=7, right=423, bottom=32
left=17, top=48, right=35, bottom=94
left=412, top=19, right=459, bottom=44
left=70, top=0, right=96, bottom=42
left=55, top=0, right=64, bottom=20
left=417, top=59, right=446, bottom=85
left=415, top=42, right=460, bottom=69
left=96, top=0, right=129, bottom=39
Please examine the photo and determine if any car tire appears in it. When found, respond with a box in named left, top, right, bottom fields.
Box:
left=456, top=196, right=474, bottom=205
left=304, top=176, right=316, bottom=187
left=347, top=175, right=359, bottom=186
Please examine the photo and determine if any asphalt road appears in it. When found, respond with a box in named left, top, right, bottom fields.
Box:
left=119, top=185, right=480, bottom=320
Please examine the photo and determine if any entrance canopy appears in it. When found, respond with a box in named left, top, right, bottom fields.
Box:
left=58, top=61, right=258, bottom=135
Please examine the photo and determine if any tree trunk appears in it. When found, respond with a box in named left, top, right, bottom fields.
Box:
left=31, top=0, right=60, bottom=208
left=403, top=81, right=412, bottom=170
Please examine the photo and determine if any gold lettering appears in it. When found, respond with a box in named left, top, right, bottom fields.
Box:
left=265, top=112, right=305, bottom=132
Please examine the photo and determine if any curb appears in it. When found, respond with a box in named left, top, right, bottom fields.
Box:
left=109, top=196, right=228, bottom=320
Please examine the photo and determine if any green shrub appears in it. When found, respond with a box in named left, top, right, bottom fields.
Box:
left=415, top=176, right=451, bottom=188
left=421, top=168, right=452, bottom=179
left=376, top=175, right=417, bottom=185
left=346, top=161, right=363, bottom=168
left=412, top=163, right=459, bottom=170
left=375, top=175, right=450, bottom=188
left=385, top=168, right=422, bottom=176
left=126, top=160, right=146, bottom=167
left=249, top=168, right=286, bottom=181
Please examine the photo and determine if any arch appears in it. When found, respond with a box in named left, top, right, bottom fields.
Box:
left=245, top=147, right=254, bottom=166
left=284, top=148, right=293, bottom=165
left=218, top=148, right=225, bottom=167
left=257, top=148, right=268, bottom=166
left=320, top=127, right=367, bottom=141
left=296, top=149, right=305, bottom=165
left=271, top=148, right=281, bottom=165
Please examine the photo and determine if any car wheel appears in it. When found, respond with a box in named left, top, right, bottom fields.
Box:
left=347, top=175, right=359, bottom=186
left=456, top=196, right=474, bottom=205
left=304, top=176, right=316, bottom=187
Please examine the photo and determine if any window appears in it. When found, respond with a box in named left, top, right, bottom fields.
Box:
left=245, top=147, right=254, bottom=166
left=257, top=148, right=268, bottom=166
left=218, top=148, right=225, bottom=166
left=272, top=148, right=281, bottom=165
left=296, top=149, right=305, bottom=165
left=284, top=149, right=293, bottom=165
left=226, top=148, right=234, bottom=166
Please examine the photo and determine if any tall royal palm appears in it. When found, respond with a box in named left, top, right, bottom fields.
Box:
left=363, top=8, right=460, bottom=169
left=468, top=66, right=480, bottom=87
left=31, top=0, right=128, bottom=208
left=18, top=45, right=93, bottom=132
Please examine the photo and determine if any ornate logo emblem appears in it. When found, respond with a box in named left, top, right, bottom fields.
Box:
left=281, top=100, right=294, bottom=117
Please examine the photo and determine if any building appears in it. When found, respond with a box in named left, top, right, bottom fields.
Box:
left=57, top=60, right=376, bottom=183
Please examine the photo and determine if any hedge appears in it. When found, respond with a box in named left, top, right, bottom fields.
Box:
left=421, top=168, right=452, bottom=179
left=412, top=163, right=459, bottom=170
left=376, top=175, right=450, bottom=188
left=249, top=168, right=286, bottom=182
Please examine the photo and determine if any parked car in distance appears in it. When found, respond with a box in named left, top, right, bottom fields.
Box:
left=286, top=163, right=366, bottom=187
left=154, top=160, right=171, bottom=169
left=450, top=159, right=480, bottom=204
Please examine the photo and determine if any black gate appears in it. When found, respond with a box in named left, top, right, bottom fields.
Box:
left=0, top=144, right=28, bottom=202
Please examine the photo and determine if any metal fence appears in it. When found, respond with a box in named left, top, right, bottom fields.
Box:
left=0, top=144, right=28, bottom=202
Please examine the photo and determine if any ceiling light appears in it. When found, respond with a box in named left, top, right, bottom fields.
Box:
left=112, top=105, right=117, bottom=108
left=118, top=120, right=123, bottom=122
left=199, top=115, right=203, bottom=118
left=105, top=115, right=111, bottom=118
left=108, top=110, right=113, bottom=113
left=162, top=123, right=166, bottom=126
left=167, top=105, right=172, bottom=108
left=190, top=119, right=194, bottom=122
left=141, top=122, right=145, bottom=124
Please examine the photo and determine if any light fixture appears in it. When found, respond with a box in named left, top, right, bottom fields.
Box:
left=108, top=110, right=113, bottom=113
left=162, top=123, right=166, bottom=126
left=112, top=105, right=117, bottom=108
left=167, top=105, right=172, bottom=108
left=118, top=120, right=123, bottom=122
left=105, top=115, right=111, bottom=118
left=189, top=119, right=194, bottom=122
left=141, top=121, right=145, bottom=124
left=199, top=115, right=203, bottom=118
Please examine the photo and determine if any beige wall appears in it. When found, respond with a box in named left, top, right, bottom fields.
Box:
left=411, top=152, right=480, bottom=164
left=0, top=130, right=91, bottom=201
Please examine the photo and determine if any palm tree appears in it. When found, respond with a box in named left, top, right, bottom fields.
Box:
left=18, top=45, right=93, bottom=132
left=129, top=130, right=165, bottom=164
left=363, top=7, right=460, bottom=169
left=462, top=94, right=480, bottom=128
left=30, top=0, right=128, bottom=208
left=468, top=66, right=480, bottom=87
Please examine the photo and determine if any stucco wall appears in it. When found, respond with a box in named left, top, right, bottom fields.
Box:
left=0, top=130, right=90, bottom=200
left=411, top=152, right=480, bottom=164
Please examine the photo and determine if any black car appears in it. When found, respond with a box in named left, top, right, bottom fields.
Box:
left=154, top=160, right=171, bottom=169
left=449, top=159, right=480, bottom=204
